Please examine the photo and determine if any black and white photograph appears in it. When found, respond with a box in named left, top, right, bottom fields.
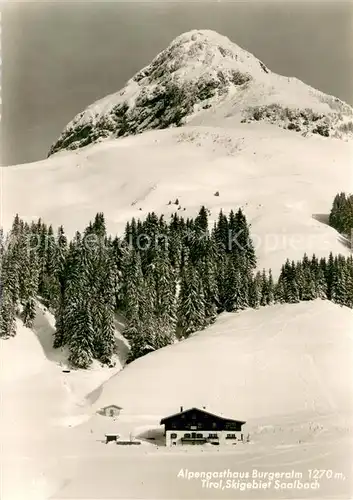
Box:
left=0, top=1, right=352, bottom=499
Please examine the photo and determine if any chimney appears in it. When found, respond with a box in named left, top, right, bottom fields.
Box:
left=180, top=406, right=183, bottom=413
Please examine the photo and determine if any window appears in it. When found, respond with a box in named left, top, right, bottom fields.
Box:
left=226, top=434, right=237, bottom=439
left=109, top=409, right=115, bottom=417
left=184, top=433, right=191, bottom=438
left=208, top=433, right=218, bottom=439
left=171, top=433, right=177, bottom=439
left=212, top=422, right=217, bottom=429
left=196, top=433, right=203, bottom=438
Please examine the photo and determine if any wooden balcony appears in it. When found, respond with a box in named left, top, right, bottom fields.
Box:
left=180, top=434, right=220, bottom=445
left=181, top=437, right=207, bottom=444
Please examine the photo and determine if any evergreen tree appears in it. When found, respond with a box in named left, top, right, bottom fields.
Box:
left=331, top=265, right=347, bottom=306
left=37, top=222, right=49, bottom=296
left=197, top=256, right=218, bottom=324
left=0, top=227, right=4, bottom=261
left=194, top=206, right=209, bottom=233
left=345, top=257, right=353, bottom=308
left=90, top=245, right=116, bottom=364
left=0, top=220, right=22, bottom=336
left=126, top=275, right=156, bottom=361
left=325, top=252, right=335, bottom=300
left=92, top=212, right=107, bottom=240
left=0, top=288, right=17, bottom=337
left=215, top=253, right=228, bottom=312
left=177, top=261, right=206, bottom=337
left=68, top=300, right=95, bottom=368
left=329, top=192, right=353, bottom=236
left=232, top=208, right=257, bottom=271
left=110, top=236, right=127, bottom=311
left=267, top=269, right=275, bottom=305
left=214, top=210, right=229, bottom=252
left=281, top=260, right=300, bottom=303
left=314, top=265, right=327, bottom=300
left=224, top=257, right=248, bottom=311
left=122, top=249, right=145, bottom=324
left=301, top=261, right=316, bottom=301
left=151, top=247, right=177, bottom=330
left=41, top=224, right=57, bottom=306
left=248, top=271, right=262, bottom=309
left=1, top=240, right=20, bottom=316
left=168, top=230, right=182, bottom=271
left=275, top=266, right=286, bottom=304
left=260, top=269, right=268, bottom=307
left=330, top=256, right=352, bottom=307
left=95, top=306, right=116, bottom=365
left=21, top=250, right=39, bottom=328
left=53, top=226, right=69, bottom=348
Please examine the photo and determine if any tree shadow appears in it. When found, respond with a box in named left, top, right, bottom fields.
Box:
left=114, top=334, right=130, bottom=366
left=135, top=427, right=165, bottom=446
left=313, top=214, right=352, bottom=250
left=31, top=303, right=65, bottom=363
left=338, top=233, right=352, bottom=250
left=312, top=213, right=330, bottom=226
left=113, top=313, right=130, bottom=365
left=86, top=384, right=103, bottom=405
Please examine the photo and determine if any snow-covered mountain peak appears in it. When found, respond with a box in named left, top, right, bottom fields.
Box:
left=48, top=29, right=353, bottom=156
left=136, top=29, right=269, bottom=81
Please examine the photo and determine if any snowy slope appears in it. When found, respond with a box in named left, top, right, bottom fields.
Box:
left=55, top=302, right=351, bottom=500
left=0, top=307, right=126, bottom=500
left=93, top=300, right=353, bottom=420
left=0, top=309, right=125, bottom=432
left=3, top=123, right=352, bottom=277
left=2, top=301, right=351, bottom=500
left=48, top=29, right=353, bottom=155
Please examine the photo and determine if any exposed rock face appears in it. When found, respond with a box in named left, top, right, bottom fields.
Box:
left=48, top=30, right=353, bottom=156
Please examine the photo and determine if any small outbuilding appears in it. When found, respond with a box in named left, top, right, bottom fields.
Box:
left=105, top=433, right=119, bottom=444
left=98, top=404, right=123, bottom=418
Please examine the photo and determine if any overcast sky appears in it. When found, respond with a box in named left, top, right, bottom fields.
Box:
left=1, top=1, right=352, bottom=165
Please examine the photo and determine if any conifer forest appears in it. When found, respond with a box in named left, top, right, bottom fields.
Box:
left=1, top=196, right=352, bottom=369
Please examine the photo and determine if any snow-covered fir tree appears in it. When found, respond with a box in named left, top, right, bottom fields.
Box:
left=197, top=255, right=218, bottom=325
left=1, top=207, right=352, bottom=366
left=248, top=271, right=262, bottom=309
left=177, top=254, right=206, bottom=337
left=21, top=250, right=39, bottom=328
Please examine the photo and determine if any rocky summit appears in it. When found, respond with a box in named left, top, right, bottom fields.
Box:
left=49, top=29, right=353, bottom=156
